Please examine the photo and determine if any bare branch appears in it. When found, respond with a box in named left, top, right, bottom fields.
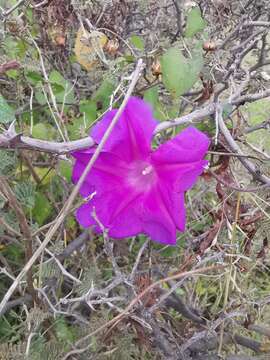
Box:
left=216, top=104, right=270, bottom=186
left=0, top=0, right=26, bottom=17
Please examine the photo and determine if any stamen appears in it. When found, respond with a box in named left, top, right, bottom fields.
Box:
left=142, top=165, right=152, bottom=175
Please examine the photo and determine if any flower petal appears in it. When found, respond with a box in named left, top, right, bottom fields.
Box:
left=141, top=185, right=177, bottom=245
left=72, top=150, right=131, bottom=196
left=90, top=97, right=158, bottom=161
left=154, top=159, right=208, bottom=192
left=152, top=126, right=210, bottom=164
left=160, top=188, right=186, bottom=231
left=76, top=201, right=96, bottom=228
left=72, top=159, right=95, bottom=197
left=76, top=189, right=143, bottom=238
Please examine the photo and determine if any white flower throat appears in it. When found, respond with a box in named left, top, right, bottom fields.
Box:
left=142, top=165, right=153, bottom=176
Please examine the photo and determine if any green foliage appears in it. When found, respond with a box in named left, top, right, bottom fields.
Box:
left=1, top=210, right=20, bottom=235
left=184, top=6, right=206, bottom=38
left=67, top=99, right=97, bottom=140
left=54, top=317, right=76, bottom=343
left=144, top=85, right=167, bottom=121
left=1, top=243, right=24, bottom=265
left=39, top=260, right=61, bottom=281
left=34, top=70, right=76, bottom=108
left=32, top=123, right=57, bottom=140
left=2, top=36, right=27, bottom=60
left=59, top=160, right=72, bottom=182
left=129, top=35, right=144, bottom=51
left=243, top=98, right=270, bottom=153
left=76, top=267, right=101, bottom=296
left=0, top=150, right=17, bottom=175
left=49, top=70, right=76, bottom=105
left=98, top=334, right=140, bottom=360
left=92, top=78, right=115, bottom=110
left=14, top=181, right=35, bottom=209
left=32, top=192, right=53, bottom=225
left=29, top=338, right=65, bottom=360
left=79, top=100, right=97, bottom=120
left=67, top=100, right=97, bottom=139
left=0, top=95, right=15, bottom=123
left=160, top=46, right=203, bottom=97
left=25, top=70, right=43, bottom=85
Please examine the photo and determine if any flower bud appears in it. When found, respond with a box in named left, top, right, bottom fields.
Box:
left=151, top=60, right=162, bottom=77
left=203, top=41, right=216, bottom=52
left=104, top=39, right=119, bottom=55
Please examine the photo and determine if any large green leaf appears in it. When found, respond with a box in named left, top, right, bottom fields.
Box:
left=185, top=6, right=206, bottom=38
left=160, top=46, right=203, bottom=98
left=0, top=95, right=15, bottom=123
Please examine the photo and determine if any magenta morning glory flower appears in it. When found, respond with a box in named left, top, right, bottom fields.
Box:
left=72, top=97, right=210, bottom=245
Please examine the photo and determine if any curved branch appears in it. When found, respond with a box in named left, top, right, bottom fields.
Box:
left=216, top=104, right=270, bottom=186
left=0, top=123, right=95, bottom=154
left=0, top=103, right=216, bottom=154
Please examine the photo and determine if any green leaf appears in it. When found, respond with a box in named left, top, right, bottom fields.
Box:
left=0, top=150, right=17, bottom=175
left=79, top=100, right=97, bottom=120
left=185, top=6, right=206, bottom=38
left=144, top=86, right=167, bottom=121
left=14, top=181, right=35, bottom=209
left=54, top=317, right=75, bottom=343
left=2, top=243, right=24, bottom=265
left=35, top=88, right=47, bottom=105
left=129, top=35, right=144, bottom=51
left=25, top=70, right=43, bottom=85
left=67, top=116, right=92, bottom=140
left=3, top=36, right=27, bottom=59
left=59, top=160, right=72, bottom=182
left=92, top=78, right=115, bottom=110
left=5, top=69, right=18, bottom=79
left=160, top=46, right=203, bottom=97
left=123, top=54, right=135, bottom=63
left=32, top=123, right=57, bottom=140
left=33, top=193, right=53, bottom=225
left=67, top=100, right=97, bottom=140
left=49, top=70, right=76, bottom=105
left=34, top=167, right=55, bottom=186
left=0, top=95, right=15, bottom=123
left=34, top=70, right=76, bottom=107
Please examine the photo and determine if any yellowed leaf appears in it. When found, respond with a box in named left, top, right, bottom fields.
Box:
left=74, top=27, right=108, bottom=71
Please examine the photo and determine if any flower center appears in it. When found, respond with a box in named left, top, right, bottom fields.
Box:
left=127, top=161, right=156, bottom=192
left=142, top=165, right=153, bottom=175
